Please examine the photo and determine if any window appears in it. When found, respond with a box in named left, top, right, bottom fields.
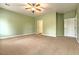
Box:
left=64, top=18, right=77, bottom=38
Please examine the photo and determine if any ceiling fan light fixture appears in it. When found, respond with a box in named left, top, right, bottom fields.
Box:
left=31, top=7, right=35, bottom=11
left=25, top=3, right=45, bottom=14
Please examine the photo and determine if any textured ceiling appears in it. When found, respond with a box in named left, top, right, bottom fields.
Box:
left=0, top=3, right=78, bottom=16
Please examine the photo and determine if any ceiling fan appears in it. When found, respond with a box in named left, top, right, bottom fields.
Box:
left=25, top=3, right=44, bottom=14
left=5, top=3, right=45, bottom=14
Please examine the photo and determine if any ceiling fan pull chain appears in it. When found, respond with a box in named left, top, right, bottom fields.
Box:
left=32, top=10, right=34, bottom=14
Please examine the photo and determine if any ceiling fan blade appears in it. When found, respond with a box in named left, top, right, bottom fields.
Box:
left=36, top=8, right=41, bottom=11
left=27, top=3, right=32, bottom=6
left=36, top=3, right=40, bottom=7
left=25, top=7, right=31, bottom=9
left=5, top=3, right=10, bottom=6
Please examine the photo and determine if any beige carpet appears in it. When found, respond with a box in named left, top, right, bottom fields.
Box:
left=0, top=34, right=79, bottom=55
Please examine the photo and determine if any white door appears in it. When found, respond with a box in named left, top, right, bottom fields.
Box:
left=37, top=20, right=43, bottom=34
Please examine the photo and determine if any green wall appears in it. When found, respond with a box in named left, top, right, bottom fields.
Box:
left=56, top=13, right=64, bottom=36
left=35, top=12, right=64, bottom=37
left=64, top=10, right=76, bottom=19
left=0, top=7, right=77, bottom=38
left=36, top=12, right=56, bottom=37
left=0, top=8, right=36, bottom=37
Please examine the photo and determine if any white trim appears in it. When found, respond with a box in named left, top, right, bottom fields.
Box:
left=76, top=39, right=79, bottom=43
left=77, top=40, right=79, bottom=43
left=64, top=36, right=77, bottom=38
left=42, top=34, right=56, bottom=37
left=0, top=33, right=35, bottom=39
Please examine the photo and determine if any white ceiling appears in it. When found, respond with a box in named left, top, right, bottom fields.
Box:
left=0, top=3, right=78, bottom=16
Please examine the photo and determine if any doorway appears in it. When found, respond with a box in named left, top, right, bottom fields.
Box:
left=37, top=20, right=43, bottom=34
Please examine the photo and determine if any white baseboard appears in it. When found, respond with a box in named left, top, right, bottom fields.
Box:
left=78, top=40, right=79, bottom=43
left=0, top=33, right=35, bottom=39
left=76, top=39, right=79, bottom=43
left=42, top=34, right=56, bottom=37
